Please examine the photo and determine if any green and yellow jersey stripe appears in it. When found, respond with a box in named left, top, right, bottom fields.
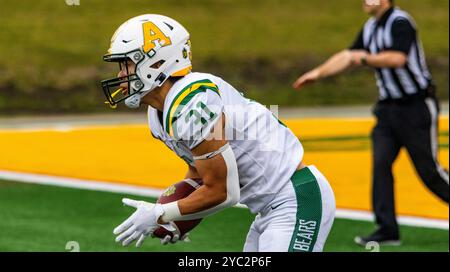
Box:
left=165, top=79, right=220, bottom=136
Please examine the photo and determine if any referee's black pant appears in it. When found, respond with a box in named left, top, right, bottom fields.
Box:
left=371, top=96, right=449, bottom=236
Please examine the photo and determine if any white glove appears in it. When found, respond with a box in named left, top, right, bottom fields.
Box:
left=113, top=198, right=175, bottom=247
left=155, top=232, right=191, bottom=245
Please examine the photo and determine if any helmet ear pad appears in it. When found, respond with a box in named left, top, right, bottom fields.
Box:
left=135, top=42, right=188, bottom=92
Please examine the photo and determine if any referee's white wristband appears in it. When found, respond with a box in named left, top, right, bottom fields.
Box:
left=161, top=201, right=182, bottom=223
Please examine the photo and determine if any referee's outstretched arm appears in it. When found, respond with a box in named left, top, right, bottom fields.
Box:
left=293, top=0, right=410, bottom=90
left=292, top=49, right=407, bottom=90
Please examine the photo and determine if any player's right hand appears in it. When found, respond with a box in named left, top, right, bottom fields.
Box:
left=292, top=69, right=321, bottom=90
left=113, top=198, right=175, bottom=247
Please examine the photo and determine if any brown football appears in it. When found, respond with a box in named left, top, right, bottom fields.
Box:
left=153, top=178, right=203, bottom=239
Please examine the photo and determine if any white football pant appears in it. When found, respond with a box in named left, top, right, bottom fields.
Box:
left=243, top=165, right=336, bottom=252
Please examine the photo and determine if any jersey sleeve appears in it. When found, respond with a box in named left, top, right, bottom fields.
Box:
left=388, top=18, right=416, bottom=54
left=349, top=28, right=365, bottom=50
left=165, top=79, right=223, bottom=150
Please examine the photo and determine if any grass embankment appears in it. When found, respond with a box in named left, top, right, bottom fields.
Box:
left=0, top=0, right=448, bottom=113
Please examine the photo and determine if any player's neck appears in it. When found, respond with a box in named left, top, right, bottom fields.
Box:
left=142, top=80, right=174, bottom=111
left=375, top=5, right=392, bottom=20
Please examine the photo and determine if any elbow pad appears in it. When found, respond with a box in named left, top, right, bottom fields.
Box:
left=161, top=144, right=240, bottom=222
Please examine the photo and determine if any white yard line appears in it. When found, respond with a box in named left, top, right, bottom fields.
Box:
left=0, top=169, right=448, bottom=230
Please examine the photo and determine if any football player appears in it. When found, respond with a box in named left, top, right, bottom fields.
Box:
left=102, top=14, right=335, bottom=252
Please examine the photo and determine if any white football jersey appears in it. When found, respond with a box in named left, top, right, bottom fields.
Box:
left=148, top=72, right=304, bottom=213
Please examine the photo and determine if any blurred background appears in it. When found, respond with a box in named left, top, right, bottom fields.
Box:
left=0, top=0, right=448, bottom=113
left=0, top=0, right=448, bottom=252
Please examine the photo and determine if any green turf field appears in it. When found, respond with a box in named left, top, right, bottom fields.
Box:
left=0, top=179, right=447, bottom=252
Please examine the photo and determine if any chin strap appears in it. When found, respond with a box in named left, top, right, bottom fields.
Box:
left=125, top=93, right=142, bottom=109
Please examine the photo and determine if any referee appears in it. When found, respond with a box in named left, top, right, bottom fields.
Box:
left=293, top=0, right=449, bottom=246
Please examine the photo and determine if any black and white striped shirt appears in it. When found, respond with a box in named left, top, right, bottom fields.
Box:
left=351, top=7, right=433, bottom=101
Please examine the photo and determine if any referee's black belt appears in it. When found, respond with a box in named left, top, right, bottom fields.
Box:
left=378, top=88, right=435, bottom=105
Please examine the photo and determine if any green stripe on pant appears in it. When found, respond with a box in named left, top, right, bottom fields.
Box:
left=288, top=167, right=323, bottom=252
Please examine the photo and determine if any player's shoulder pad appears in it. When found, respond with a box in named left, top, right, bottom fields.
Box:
left=164, top=76, right=223, bottom=149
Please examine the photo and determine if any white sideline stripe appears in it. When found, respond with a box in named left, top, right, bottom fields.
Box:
left=334, top=209, right=448, bottom=230
left=0, top=169, right=448, bottom=230
left=0, top=170, right=164, bottom=197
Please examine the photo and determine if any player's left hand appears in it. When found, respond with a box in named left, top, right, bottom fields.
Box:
left=113, top=198, right=175, bottom=247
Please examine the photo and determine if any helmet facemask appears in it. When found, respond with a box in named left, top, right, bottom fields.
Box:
left=101, top=49, right=150, bottom=109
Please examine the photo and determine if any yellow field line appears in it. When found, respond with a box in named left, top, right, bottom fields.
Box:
left=0, top=117, right=448, bottom=219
